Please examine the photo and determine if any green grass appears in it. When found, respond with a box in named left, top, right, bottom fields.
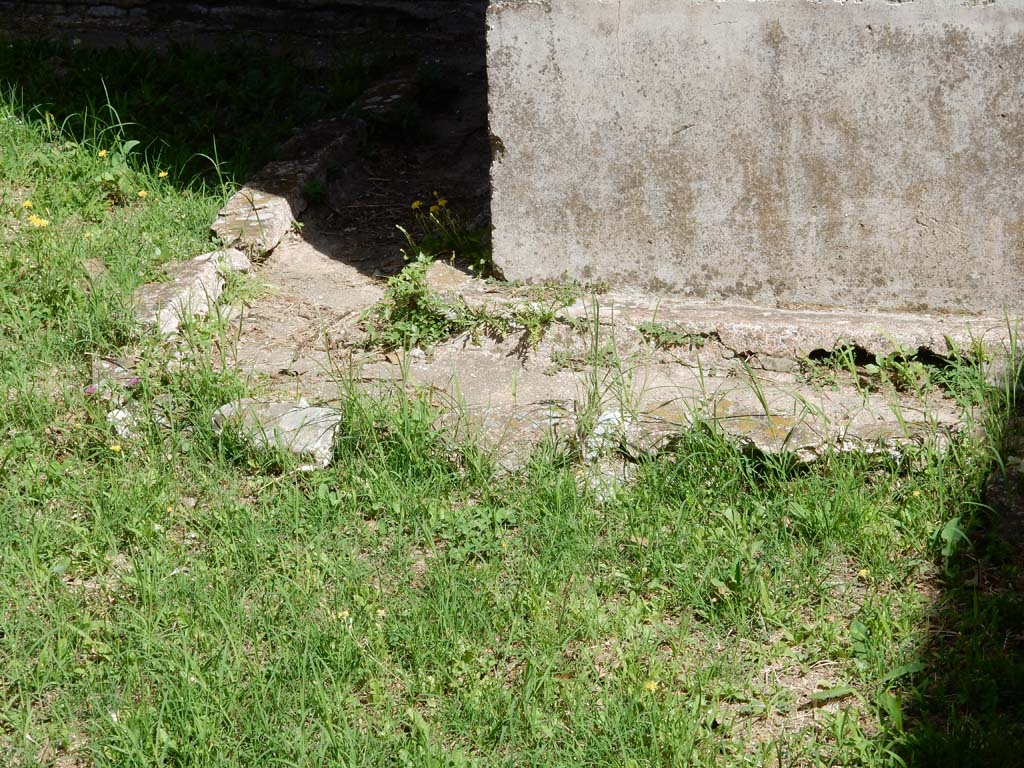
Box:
left=360, top=253, right=564, bottom=352
left=0, top=37, right=384, bottom=185
left=1, top=80, right=1023, bottom=767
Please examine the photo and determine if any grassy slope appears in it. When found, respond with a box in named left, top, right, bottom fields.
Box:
left=0, top=54, right=1022, bottom=767
left=0, top=39, right=381, bottom=185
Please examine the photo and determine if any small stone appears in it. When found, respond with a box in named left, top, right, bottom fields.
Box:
left=425, top=261, right=474, bottom=294
left=206, top=248, right=253, bottom=274
left=212, top=398, right=343, bottom=470
left=211, top=187, right=302, bottom=258
left=581, top=409, right=628, bottom=463
left=756, top=355, right=800, bottom=373
left=89, top=355, right=140, bottom=404
left=107, top=408, right=141, bottom=440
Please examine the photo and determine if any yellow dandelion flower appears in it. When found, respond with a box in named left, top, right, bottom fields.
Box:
left=137, top=190, right=148, bottom=199
left=912, top=489, right=921, bottom=498
left=438, top=198, right=448, bottom=208
left=430, top=204, right=440, bottom=214
left=432, top=190, right=439, bottom=197
left=27, top=214, right=50, bottom=228
left=21, top=200, right=32, bottom=209
left=98, top=149, right=108, bottom=158
left=166, top=505, right=174, bottom=514
left=411, top=200, right=423, bottom=210
left=109, top=443, right=122, bottom=453
left=83, top=231, right=93, bottom=240
left=643, top=680, right=659, bottom=692
left=158, top=171, right=169, bottom=179
left=857, top=568, right=869, bottom=580
left=336, top=609, right=350, bottom=620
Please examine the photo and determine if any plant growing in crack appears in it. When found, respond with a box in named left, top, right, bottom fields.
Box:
left=801, top=344, right=964, bottom=397
left=639, top=320, right=707, bottom=350
left=362, top=252, right=470, bottom=350
left=362, top=253, right=566, bottom=352
left=399, top=191, right=492, bottom=277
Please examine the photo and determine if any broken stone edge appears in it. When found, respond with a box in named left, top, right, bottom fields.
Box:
left=132, top=248, right=252, bottom=337
left=211, top=117, right=363, bottom=259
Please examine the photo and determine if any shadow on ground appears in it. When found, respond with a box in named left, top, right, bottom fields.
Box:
left=0, top=0, right=489, bottom=199
left=0, top=38, right=374, bottom=185
left=900, top=400, right=1024, bottom=765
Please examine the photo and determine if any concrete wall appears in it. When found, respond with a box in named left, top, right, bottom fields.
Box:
left=487, top=0, right=1024, bottom=313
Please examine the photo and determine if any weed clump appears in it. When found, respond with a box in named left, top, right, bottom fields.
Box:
left=362, top=252, right=474, bottom=350
left=802, top=343, right=987, bottom=397
left=361, top=253, right=565, bottom=352
left=639, top=320, right=707, bottom=350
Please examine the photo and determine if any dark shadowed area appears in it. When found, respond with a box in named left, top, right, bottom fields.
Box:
left=0, top=1, right=488, bottom=186
left=900, top=398, right=1024, bottom=767
left=0, top=0, right=492, bottom=278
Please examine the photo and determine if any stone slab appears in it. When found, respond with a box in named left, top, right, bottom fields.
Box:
left=212, top=186, right=303, bottom=258
left=212, top=398, right=342, bottom=470
left=487, top=0, right=1024, bottom=313
left=562, top=295, right=1017, bottom=362
left=223, top=239, right=1013, bottom=466
left=355, top=328, right=970, bottom=467
left=133, top=248, right=251, bottom=336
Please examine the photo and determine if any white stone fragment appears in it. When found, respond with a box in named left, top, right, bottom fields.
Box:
left=211, top=187, right=299, bottom=257
left=581, top=409, right=628, bottom=463
left=212, top=398, right=343, bottom=470
left=201, top=248, right=253, bottom=274
left=107, top=408, right=141, bottom=440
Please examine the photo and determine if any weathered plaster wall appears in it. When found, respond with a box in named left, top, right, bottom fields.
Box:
left=487, top=0, right=1024, bottom=313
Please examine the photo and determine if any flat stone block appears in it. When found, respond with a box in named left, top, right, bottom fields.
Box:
left=212, top=187, right=300, bottom=258
left=487, top=0, right=1024, bottom=313
left=133, top=248, right=250, bottom=336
